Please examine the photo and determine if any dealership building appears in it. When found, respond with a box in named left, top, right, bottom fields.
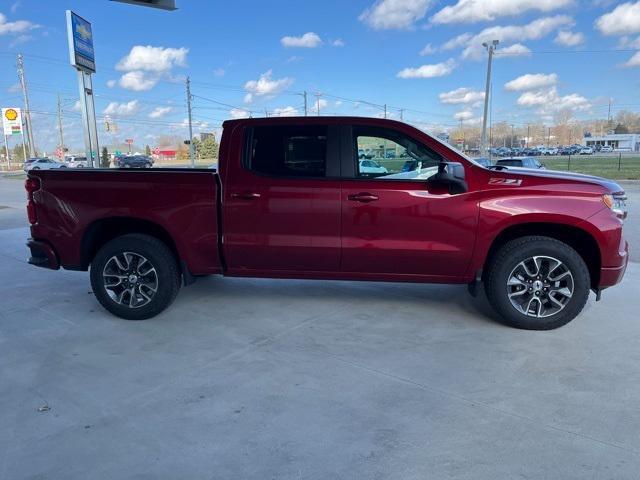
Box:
left=583, top=133, right=640, bottom=152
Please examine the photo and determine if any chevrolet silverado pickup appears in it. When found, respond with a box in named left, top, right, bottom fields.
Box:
left=25, top=117, right=629, bottom=330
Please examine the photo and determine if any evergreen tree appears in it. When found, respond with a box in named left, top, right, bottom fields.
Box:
left=101, top=147, right=110, bottom=168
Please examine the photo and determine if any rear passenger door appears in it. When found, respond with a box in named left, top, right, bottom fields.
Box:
left=223, top=123, right=342, bottom=273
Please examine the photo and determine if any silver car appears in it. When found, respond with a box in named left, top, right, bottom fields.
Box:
left=23, top=158, right=68, bottom=172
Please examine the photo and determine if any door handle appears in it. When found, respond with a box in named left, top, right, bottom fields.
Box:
left=230, top=192, right=261, bottom=200
left=348, top=192, right=379, bottom=203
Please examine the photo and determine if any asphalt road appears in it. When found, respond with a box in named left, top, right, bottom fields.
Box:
left=1, top=175, right=639, bottom=479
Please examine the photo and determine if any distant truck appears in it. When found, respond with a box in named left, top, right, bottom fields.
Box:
left=25, top=117, right=628, bottom=330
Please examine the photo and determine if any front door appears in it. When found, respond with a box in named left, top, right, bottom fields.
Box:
left=340, top=125, right=478, bottom=278
left=223, top=123, right=342, bottom=273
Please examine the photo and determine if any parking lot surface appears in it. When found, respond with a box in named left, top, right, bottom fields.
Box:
left=1, top=176, right=640, bottom=479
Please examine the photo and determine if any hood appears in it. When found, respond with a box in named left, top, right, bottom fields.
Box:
left=497, top=167, right=624, bottom=194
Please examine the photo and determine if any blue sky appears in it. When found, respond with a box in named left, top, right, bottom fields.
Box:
left=1, top=0, right=639, bottom=152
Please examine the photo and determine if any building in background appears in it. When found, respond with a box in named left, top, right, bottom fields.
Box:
left=583, top=133, right=640, bottom=152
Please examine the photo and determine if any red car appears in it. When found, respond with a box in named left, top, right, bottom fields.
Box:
left=25, top=117, right=629, bottom=330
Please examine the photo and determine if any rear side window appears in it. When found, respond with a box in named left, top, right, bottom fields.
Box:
left=498, top=160, right=522, bottom=167
left=249, top=125, right=327, bottom=178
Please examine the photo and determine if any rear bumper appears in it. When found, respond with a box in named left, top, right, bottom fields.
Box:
left=599, top=239, right=629, bottom=289
left=27, top=238, right=60, bottom=270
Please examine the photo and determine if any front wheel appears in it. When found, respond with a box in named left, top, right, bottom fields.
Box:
left=485, top=236, right=590, bottom=330
left=90, top=234, right=181, bottom=320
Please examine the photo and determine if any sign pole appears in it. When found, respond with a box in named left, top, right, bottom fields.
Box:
left=3, top=134, right=10, bottom=169
left=77, top=70, right=94, bottom=166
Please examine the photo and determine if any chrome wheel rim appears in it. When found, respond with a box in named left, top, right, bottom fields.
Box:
left=102, top=252, right=158, bottom=308
left=506, top=255, right=574, bottom=318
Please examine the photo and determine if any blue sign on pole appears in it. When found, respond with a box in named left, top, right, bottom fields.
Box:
left=66, top=11, right=96, bottom=73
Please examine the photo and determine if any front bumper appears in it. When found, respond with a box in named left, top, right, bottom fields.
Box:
left=599, top=239, right=629, bottom=289
left=27, top=238, right=60, bottom=270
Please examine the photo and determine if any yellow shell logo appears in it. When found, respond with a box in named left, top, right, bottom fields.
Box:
left=5, top=109, right=18, bottom=121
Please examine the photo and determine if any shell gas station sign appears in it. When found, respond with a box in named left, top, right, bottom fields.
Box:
left=2, top=108, right=23, bottom=136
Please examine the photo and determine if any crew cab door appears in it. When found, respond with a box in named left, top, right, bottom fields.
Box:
left=340, top=124, right=478, bottom=278
left=223, top=123, right=342, bottom=272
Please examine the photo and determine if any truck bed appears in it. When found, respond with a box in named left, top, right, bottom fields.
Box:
left=28, top=168, right=222, bottom=275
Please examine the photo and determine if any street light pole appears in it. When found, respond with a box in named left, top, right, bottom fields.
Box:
left=186, top=76, right=194, bottom=167
left=480, top=40, right=499, bottom=156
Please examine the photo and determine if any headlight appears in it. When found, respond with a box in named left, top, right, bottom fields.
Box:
left=603, top=193, right=628, bottom=220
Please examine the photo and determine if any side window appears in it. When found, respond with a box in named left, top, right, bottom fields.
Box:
left=353, top=127, right=442, bottom=180
left=249, top=125, right=327, bottom=178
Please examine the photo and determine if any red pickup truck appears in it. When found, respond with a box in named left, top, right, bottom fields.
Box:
left=25, top=117, right=628, bottom=330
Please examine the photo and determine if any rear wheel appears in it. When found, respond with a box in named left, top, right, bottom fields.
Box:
left=90, top=234, right=181, bottom=320
left=485, top=236, right=590, bottom=330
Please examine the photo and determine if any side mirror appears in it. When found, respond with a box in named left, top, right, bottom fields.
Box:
left=427, top=161, right=468, bottom=194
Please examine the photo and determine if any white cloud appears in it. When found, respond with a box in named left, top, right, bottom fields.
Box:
left=439, top=87, right=485, bottom=105
left=281, top=32, right=322, bottom=48
left=419, top=43, right=436, bottom=55
left=271, top=106, right=299, bottom=117
left=454, top=110, right=478, bottom=122
left=460, top=15, right=574, bottom=59
left=103, top=100, right=140, bottom=117
left=596, top=1, right=640, bottom=36
left=431, top=0, right=574, bottom=24
left=11, top=1, right=21, bottom=13
left=624, top=51, right=640, bottom=67
left=243, top=70, right=294, bottom=103
left=149, top=106, right=172, bottom=119
left=106, top=79, right=116, bottom=88
left=332, top=39, right=345, bottom=47
left=618, top=35, right=640, bottom=48
left=498, top=43, right=532, bottom=57
left=505, top=73, right=558, bottom=91
left=0, top=12, right=38, bottom=35
left=229, top=108, right=251, bottom=119
left=119, top=71, right=159, bottom=91
left=72, top=100, right=81, bottom=112
left=359, top=0, right=432, bottom=30
left=517, top=87, right=590, bottom=113
left=397, top=59, right=456, bottom=79
left=213, top=67, right=226, bottom=77
left=555, top=30, right=585, bottom=46
left=310, top=98, right=328, bottom=114
left=116, top=45, right=188, bottom=72
left=441, top=33, right=473, bottom=50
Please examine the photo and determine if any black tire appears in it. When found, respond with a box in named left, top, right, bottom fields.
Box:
left=485, top=236, right=590, bottom=330
left=90, top=234, right=181, bottom=320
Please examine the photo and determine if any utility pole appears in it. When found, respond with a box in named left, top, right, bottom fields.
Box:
left=547, top=127, right=551, bottom=147
left=384, top=104, right=387, bottom=119
left=17, top=54, right=35, bottom=157
left=510, top=124, right=514, bottom=148
left=57, top=94, right=65, bottom=159
left=399, top=109, right=404, bottom=122
left=480, top=40, right=499, bottom=156
left=185, top=76, right=194, bottom=168
left=526, top=124, right=530, bottom=148
left=315, top=93, right=321, bottom=116
left=303, top=91, right=308, bottom=116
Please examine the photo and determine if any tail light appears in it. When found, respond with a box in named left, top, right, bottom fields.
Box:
left=25, top=176, right=40, bottom=224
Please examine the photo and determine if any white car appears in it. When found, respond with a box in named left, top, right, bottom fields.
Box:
left=65, top=155, right=89, bottom=168
left=600, top=145, right=613, bottom=153
left=359, top=159, right=388, bottom=175
left=23, top=158, right=68, bottom=172
left=579, top=147, right=594, bottom=155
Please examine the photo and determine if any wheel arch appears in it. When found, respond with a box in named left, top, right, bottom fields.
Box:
left=80, top=216, right=181, bottom=271
left=482, top=222, right=601, bottom=289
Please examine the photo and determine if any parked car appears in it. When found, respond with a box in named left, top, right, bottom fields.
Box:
left=359, top=159, right=388, bottom=175
left=580, top=147, right=594, bottom=155
left=543, top=147, right=558, bottom=156
left=473, top=157, right=492, bottom=167
left=116, top=155, right=153, bottom=168
left=600, top=145, right=613, bottom=153
left=65, top=155, right=89, bottom=168
left=23, top=157, right=68, bottom=172
left=495, top=157, right=546, bottom=169
left=25, top=116, right=628, bottom=331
